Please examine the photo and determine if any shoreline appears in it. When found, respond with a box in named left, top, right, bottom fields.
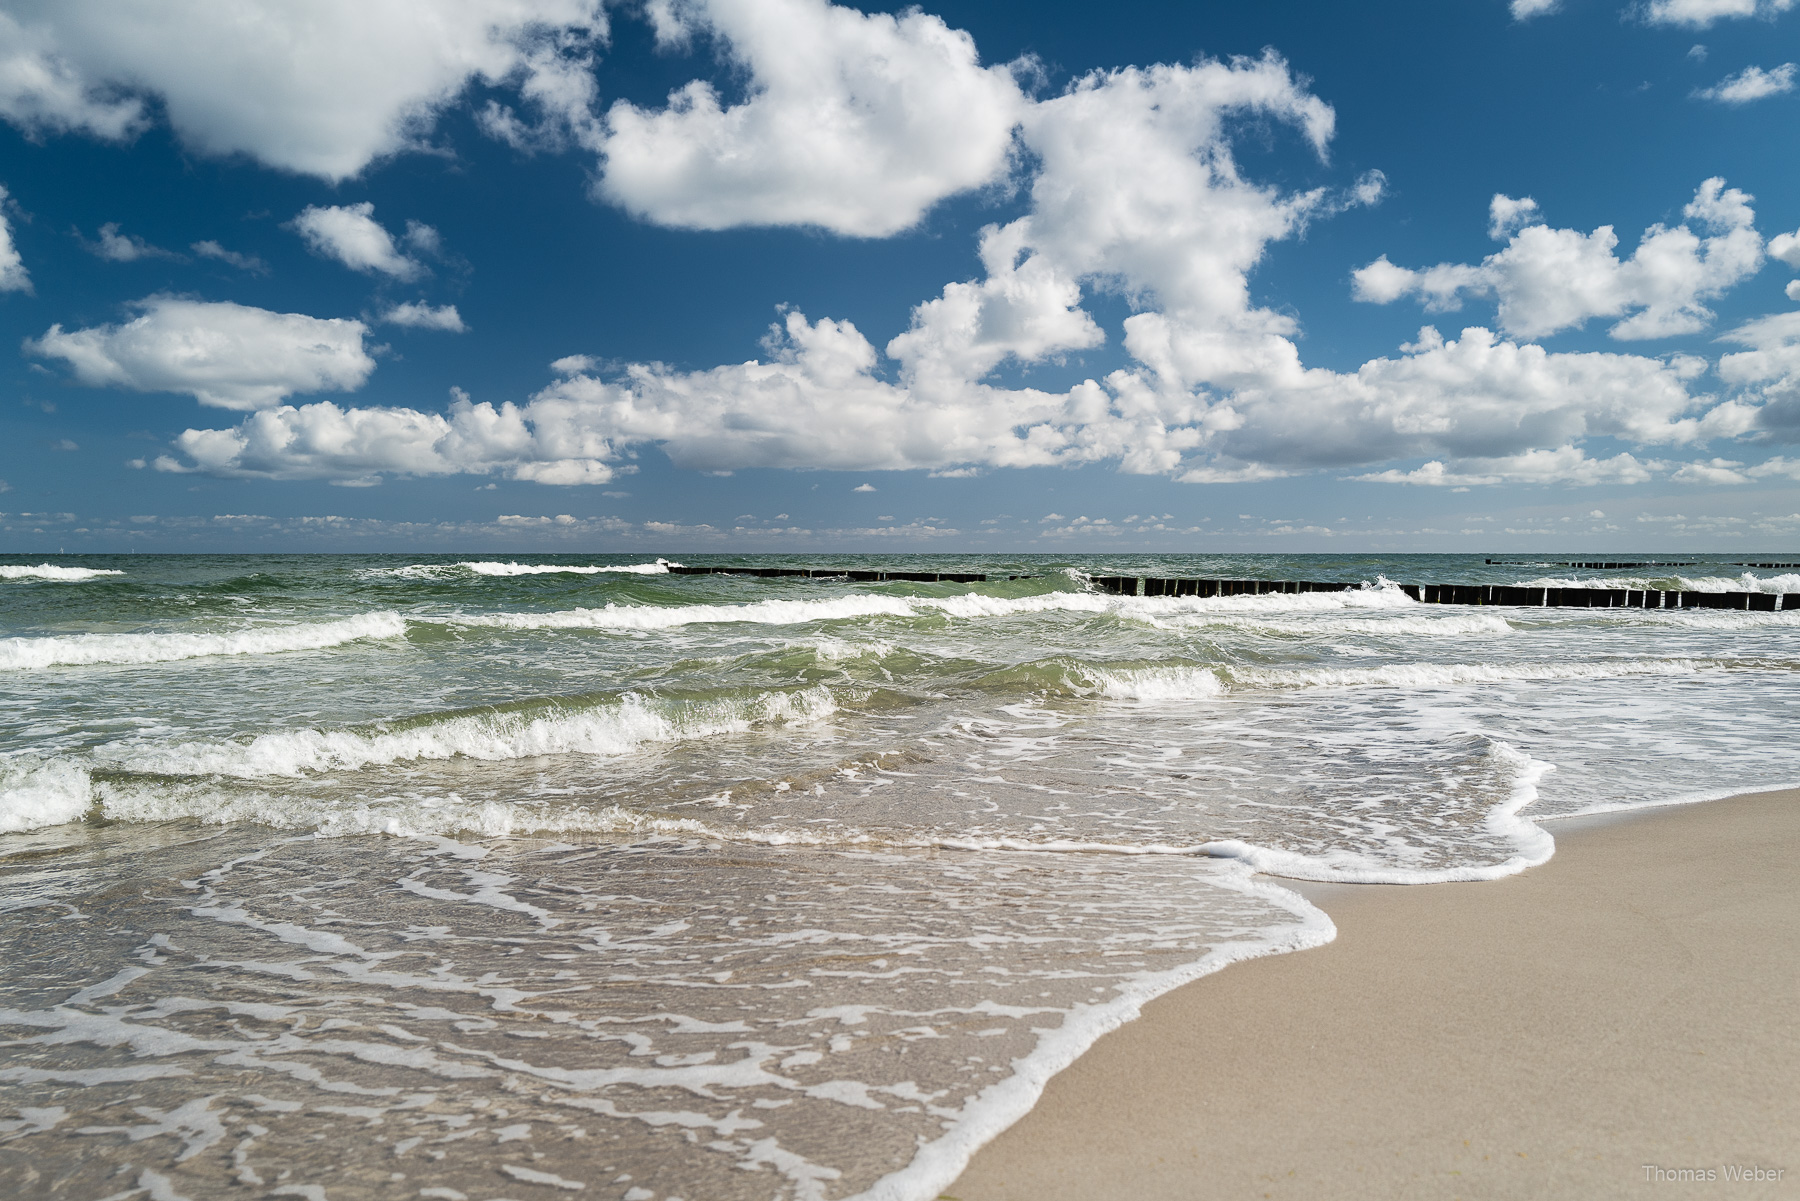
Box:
left=948, top=788, right=1800, bottom=1200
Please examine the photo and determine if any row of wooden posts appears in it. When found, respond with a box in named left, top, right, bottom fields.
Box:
left=663, top=565, right=1792, bottom=611
left=1483, top=559, right=1800, bottom=569
left=1088, top=575, right=1795, bottom=611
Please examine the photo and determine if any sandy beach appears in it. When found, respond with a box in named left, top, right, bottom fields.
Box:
left=949, top=789, right=1800, bottom=1200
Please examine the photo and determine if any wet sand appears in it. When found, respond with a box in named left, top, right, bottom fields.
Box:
left=948, top=789, right=1800, bottom=1200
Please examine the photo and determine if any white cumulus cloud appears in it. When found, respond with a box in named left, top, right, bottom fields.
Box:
left=1717, top=311, right=1800, bottom=440
left=380, top=302, right=467, bottom=332
left=1352, top=448, right=1659, bottom=487
left=291, top=203, right=428, bottom=280
left=1770, top=229, right=1800, bottom=268
left=1352, top=178, right=1764, bottom=340
left=0, top=184, right=28, bottom=292
left=1644, top=0, right=1795, bottom=26
left=595, top=0, right=1025, bottom=236
left=0, top=0, right=608, bottom=180
left=190, top=240, right=265, bottom=272
left=1486, top=194, right=1542, bottom=240
left=1694, top=62, right=1796, bottom=102
left=27, top=296, right=375, bottom=410
left=85, top=221, right=179, bottom=262
left=161, top=390, right=615, bottom=485
left=151, top=48, right=1777, bottom=491
left=1510, top=0, right=1560, bottom=18
left=1204, top=325, right=1738, bottom=475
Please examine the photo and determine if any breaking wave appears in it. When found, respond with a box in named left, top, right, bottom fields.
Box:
left=103, top=686, right=839, bottom=780
left=0, top=612, right=408, bottom=670
left=0, top=757, right=92, bottom=834
left=1, top=687, right=840, bottom=834
left=460, top=559, right=677, bottom=576
left=451, top=584, right=1420, bottom=634
left=1518, top=572, right=1800, bottom=594
left=0, top=564, right=125, bottom=582
left=1050, top=654, right=1758, bottom=702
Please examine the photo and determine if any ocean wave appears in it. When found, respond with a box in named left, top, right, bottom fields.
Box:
left=1517, top=572, right=1800, bottom=594
left=1193, top=740, right=1558, bottom=884
left=363, top=560, right=677, bottom=581
left=1153, top=611, right=1514, bottom=638
left=1225, top=657, right=1728, bottom=690
left=91, top=786, right=744, bottom=840
left=1065, top=654, right=1752, bottom=702
left=0, top=612, right=408, bottom=670
left=2, top=686, right=840, bottom=834
left=1092, top=664, right=1227, bottom=701
left=460, top=559, right=677, bottom=576
left=0, top=564, right=125, bottom=582
left=101, top=686, right=838, bottom=781
left=0, top=757, right=92, bottom=834
left=448, top=584, right=1419, bottom=635
left=455, top=594, right=927, bottom=631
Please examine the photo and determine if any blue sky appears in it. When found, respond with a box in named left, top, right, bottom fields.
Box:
left=1, top=0, right=1798, bottom=552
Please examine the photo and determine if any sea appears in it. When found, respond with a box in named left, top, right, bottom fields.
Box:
left=2, top=552, right=1798, bottom=1201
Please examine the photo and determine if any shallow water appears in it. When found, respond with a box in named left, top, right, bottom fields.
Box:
left=2, top=553, right=1797, bottom=1199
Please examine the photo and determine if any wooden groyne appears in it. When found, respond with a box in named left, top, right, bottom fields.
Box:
left=661, top=564, right=1794, bottom=610
left=1483, top=559, right=1800, bottom=569
left=1090, top=575, right=1795, bottom=611
left=1483, top=559, right=1697, bottom=569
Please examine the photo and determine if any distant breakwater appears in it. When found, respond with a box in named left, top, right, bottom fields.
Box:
left=670, top=564, right=1793, bottom=611
left=1089, top=576, right=1795, bottom=611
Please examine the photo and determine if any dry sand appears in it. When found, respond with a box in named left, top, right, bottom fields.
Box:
left=947, top=789, right=1799, bottom=1200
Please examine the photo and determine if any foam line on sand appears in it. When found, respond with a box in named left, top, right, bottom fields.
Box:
left=949, top=788, right=1800, bottom=1200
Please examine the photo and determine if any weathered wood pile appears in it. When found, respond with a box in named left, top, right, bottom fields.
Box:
left=659, top=564, right=1795, bottom=610
left=1089, top=576, right=1795, bottom=610
left=1090, top=577, right=1350, bottom=598
left=1483, top=559, right=1697, bottom=569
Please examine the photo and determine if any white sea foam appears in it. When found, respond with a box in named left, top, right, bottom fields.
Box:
left=103, top=686, right=838, bottom=781
left=460, top=559, right=676, bottom=576
left=0, top=612, right=408, bottom=670
left=0, top=757, right=92, bottom=833
left=360, top=563, right=459, bottom=580
left=1090, top=664, right=1228, bottom=701
left=1226, top=657, right=1723, bottom=691
left=363, top=560, right=677, bottom=580
left=0, top=564, right=125, bottom=581
left=452, top=584, right=1419, bottom=635
left=1079, top=655, right=1733, bottom=702
left=848, top=865, right=1336, bottom=1201
left=86, top=780, right=768, bottom=838
left=1154, top=611, right=1514, bottom=638
left=1518, top=572, right=1800, bottom=594
left=456, top=594, right=925, bottom=631
left=1194, top=742, right=1558, bottom=885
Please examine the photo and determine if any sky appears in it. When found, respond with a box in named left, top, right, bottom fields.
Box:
left=1, top=0, right=1799, bottom=553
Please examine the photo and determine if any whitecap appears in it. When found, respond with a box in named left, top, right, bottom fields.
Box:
left=1227, top=656, right=1724, bottom=690
left=102, top=686, right=838, bottom=781
left=1517, top=572, right=1800, bottom=594
left=0, top=564, right=125, bottom=582
left=449, top=582, right=1422, bottom=635
left=460, top=559, right=677, bottom=576
left=0, top=757, right=93, bottom=834
left=0, top=612, right=409, bottom=670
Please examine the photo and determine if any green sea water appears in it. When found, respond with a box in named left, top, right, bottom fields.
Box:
left=2, top=552, right=1797, bottom=1199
